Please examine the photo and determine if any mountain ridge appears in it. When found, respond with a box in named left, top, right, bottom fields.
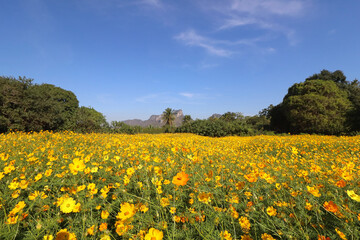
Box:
left=123, top=109, right=184, bottom=127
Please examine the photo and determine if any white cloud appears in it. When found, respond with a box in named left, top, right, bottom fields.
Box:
left=179, top=92, right=195, bottom=98
left=140, top=0, right=162, bottom=8
left=175, top=30, right=233, bottom=57
left=229, top=0, right=304, bottom=16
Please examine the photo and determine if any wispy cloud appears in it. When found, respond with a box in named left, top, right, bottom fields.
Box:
left=229, top=0, right=304, bottom=16
left=140, top=0, right=162, bottom=8
left=175, top=30, right=233, bottom=57
left=179, top=92, right=195, bottom=98
left=200, top=0, right=309, bottom=46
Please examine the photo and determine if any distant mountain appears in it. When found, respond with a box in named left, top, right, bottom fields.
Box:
left=208, top=113, right=222, bottom=119
left=123, top=109, right=184, bottom=127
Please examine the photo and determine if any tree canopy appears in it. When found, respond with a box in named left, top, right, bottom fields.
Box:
left=269, top=70, right=360, bottom=135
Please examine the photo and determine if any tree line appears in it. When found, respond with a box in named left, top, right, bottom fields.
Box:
left=1, top=70, right=360, bottom=136
left=0, top=76, right=107, bottom=133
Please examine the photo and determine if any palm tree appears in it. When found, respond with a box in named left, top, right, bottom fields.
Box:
left=162, top=108, right=175, bottom=127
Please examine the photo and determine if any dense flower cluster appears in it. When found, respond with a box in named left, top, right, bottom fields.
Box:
left=0, top=131, right=359, bottom=239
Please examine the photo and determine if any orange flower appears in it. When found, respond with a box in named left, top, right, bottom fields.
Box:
left=335, top=179, right=346, bottom=188
left=172, top=172, right=189, bottom=186
left=318, top=235, right=331, bottom=240
left=99, top=223, right=107, bottom=231
left=323, top=201, right=338, bottom=213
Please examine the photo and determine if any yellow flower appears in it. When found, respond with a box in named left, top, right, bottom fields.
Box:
left=43, top=235, right=54, bottom=240
left=144, top=228, right=163, bottom=240
left=76, top=185, right=86, bottom=192
left=101, top=210, right=110, bottom=219
left=60, top=197, right=76, bottom=213
left=99, top=234, right=111, bottom=240
left=170, top=207, right=176, bottom=214
left=266, top=206, right=277, bottom=216
left=239, top=216, right=251, bottom=233
left=160, top=197, right=170, bottom=207
left=140, top=204, right=149, bottom=213
left=6, top=215, right=18, bottom=225
left=346, top=190, right=360, bottom=202
left=220, top=230, right=232, bottom=240
left=116, top=202, right=136, bottom=221
left=241, top=235, right=253, bottom=240
left=198, top=192, right=211, bottom=204
left=35, top=173, right=43, bottom=182
left=86, top=225, right=95, bottom=236
left=8, top=181, right=19, bottom=190
left=261, top=233, right=275, bottom=240
left=127, top=167, right=135, bottom=176
left=10, top=201, right=26, bottom=215
left=307, top=186, right=321, bottom=197
left=55, top=229, right=77, bottom=240
left=45, top=169, right=53, bottom=177
left=335, top=228, right=348, bottom=240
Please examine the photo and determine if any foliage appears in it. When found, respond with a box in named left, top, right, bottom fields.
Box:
left=176, top=118, right=254, bottom=137
left=1, top=132, right=360, bottom=239
left=269, top=70, right=360, bottom=135
left=162, top=108, right=175, bottom=127
left=0, top=76, right=111, bottom=133
left=26, top=84, right=79, bottom=131
left=182, top=115, right=193, bottom=125
left=73, top=106, right=108, bottom=133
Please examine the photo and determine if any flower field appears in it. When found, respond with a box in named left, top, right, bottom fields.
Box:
left=1, top=132, right=360, bottom=240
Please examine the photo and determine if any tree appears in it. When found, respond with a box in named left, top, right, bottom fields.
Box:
left=306, top=69, right=347, bottom=83
left=182, top=115, right=193, bottom=125
left=73, top=106, right=108, bottom=133
left=26, top=84, right=79, bottom=131
left=0, top=76, right=33, bottom=132
left=162, top=108, right=175, bottom=127
left=281, top=80, right=352, bottom=134
left=220, top=112, right=244, bottom=122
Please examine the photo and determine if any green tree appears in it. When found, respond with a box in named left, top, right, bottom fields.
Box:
left=220, top=112, right=244, bottom=122
left=281, top=80, right=352, bottom=134
left=306, top=69, right=347, bottom=83
left=72, top=107, right=108, bottom=133
left=182, top=115, right=193, bottom=125
left=0, top=76, right=33, bottom=132
left=162, top=108, right=175, bottom=127
left=26, top=84, right=79, bottom=131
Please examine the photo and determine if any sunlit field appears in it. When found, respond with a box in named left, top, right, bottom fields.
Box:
left=1, top=132, right=359, bottom=240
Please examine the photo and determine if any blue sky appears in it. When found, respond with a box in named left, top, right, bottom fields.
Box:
left=1, top=0, right=360, bottom=122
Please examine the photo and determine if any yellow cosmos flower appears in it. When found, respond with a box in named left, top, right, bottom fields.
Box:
left=55, top=229, right=76, bottom=240
left=101, top=210, right=109, bottom=219
left=307, top=186, right=321, bottom=197
left=347, top=190, right=360, bottom=202
left=160, top=197, right=170, bottom=207
left=60, top=197, right=76, bottom=213
left=99, top=234, right=111, bottom=240
left=241, top=235, right=253, bottom=240
left=6, top=215, right=19, bottom=225
left=34, top=173, right=43, bottom=182
left=86, top=225, right=95, bottom=236
left=116, top=202, right=136, bottom=221
left=172, top=171, right=189, bottom=186
left=266, top=206, right=277, bottom=216
left=261, top=233, right=275, bottom=240
left=220, top=230, right=232, bottom=240
left=239, top=216, right=251, bottom=233
left=144, top=228, right=163, bottom=240
left=43, top=235, right=54, bottom=240
left=335, top=228, right=348, bottom=240
left=69, top=158, right=86, bottom=175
